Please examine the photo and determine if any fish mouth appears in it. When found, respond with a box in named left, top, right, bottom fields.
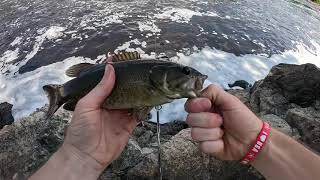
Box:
left=190, top=74, right=208, bottom=97
left=195, top=75, right=208, bottom=90
left=187, top=91, right=198, bottom=98
left=166, top=90, right=198, bottom=99
left=165, top=74, right=208, bottom=99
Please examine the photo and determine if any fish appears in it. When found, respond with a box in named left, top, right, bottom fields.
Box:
left=43, top=52, right=208, bottom=121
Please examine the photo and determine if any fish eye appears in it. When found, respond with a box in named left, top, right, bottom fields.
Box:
left=182, top=67, right=191, bottom=75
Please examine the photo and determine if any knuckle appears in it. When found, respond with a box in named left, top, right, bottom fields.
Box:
left=191, top=128, right=199, bottom=140
left=206, top=113, right=219, bottom=127
left=199, top=142, right=211, bottom=154
left=191, top=132, right=197, bottom=140
left=207, top=116, right=216, bottom=127
left=207, top=84, right=216, bottom=91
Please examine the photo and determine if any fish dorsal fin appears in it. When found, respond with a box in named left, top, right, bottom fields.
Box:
left=112, top=51, right=141, bottom=62
left=66, top=63, right=95, bottom=77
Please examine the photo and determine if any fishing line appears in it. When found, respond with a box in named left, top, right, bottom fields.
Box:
left=155, top=105, right=163, bottom=180
left=153, top=0, right=162, bottom=179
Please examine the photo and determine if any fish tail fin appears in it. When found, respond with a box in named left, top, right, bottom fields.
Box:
left=43, top=84, right=65, bottom=120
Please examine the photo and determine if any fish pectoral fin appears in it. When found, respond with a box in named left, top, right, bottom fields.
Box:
left=132, top=106, right=153, bottom=122
left=65, top=63, right=95, bottom=77
left=112, top=51, right=141, bottom=62
left=63, top=99, right=78, bottom=111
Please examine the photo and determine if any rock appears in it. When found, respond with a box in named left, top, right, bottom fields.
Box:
left=143, top=120, right=188, bottom=136
left=133, top=125, right=146, bottom=137
left=260, top=114, right=300, bottom=139
left=0, top=102, right=14, bottom=129
left=160, top=120, right=188, bottom=136
left=136, top=130, right=154, bottom=147
left=150, top=134, right=172, bottom=145
left=109, top=138, right=142, bottom=176
left=286, top=107, right=320, bottom=152
left=228, top=80, right=252, bottom=89
left=127, top=153, right=159, bottom=179
left=268, top=64, right=320, bottom=107
left=250, top=63, right=320, bottom=116
left=134, top=120, right=188, bottom=148
left=250, top=80, right=291, bottom=116
left=143, top=121, right=157, bottom=132
left=228, top=89, right=251, bottom=108
left=0, top=106, right=71, bottom=179
left=141, top=147, right=155, bottom=155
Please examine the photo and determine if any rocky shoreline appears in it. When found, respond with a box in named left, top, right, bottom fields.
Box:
left=1, top=63, right=319, bottom=180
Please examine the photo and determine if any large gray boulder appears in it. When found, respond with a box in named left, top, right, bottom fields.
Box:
left=260, top=114, right=300, bottom=139
left=228, top=89, right=251, bottom=109
left=286, top=107, right=320, bottom=152
left=250, top=63, right=320, bottom=117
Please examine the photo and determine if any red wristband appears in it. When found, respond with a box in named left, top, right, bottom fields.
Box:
left=240, top=122, right=271, bottom=164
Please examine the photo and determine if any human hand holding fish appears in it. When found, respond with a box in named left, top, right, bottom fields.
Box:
left=30, top=60, right=138, bottom=180
left=185, top=85, right=320, bottom=180
left=185, top=84, right=263, bottom=160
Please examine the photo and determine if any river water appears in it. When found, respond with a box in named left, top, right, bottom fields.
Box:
left=0, top=0, right=320, bottom=122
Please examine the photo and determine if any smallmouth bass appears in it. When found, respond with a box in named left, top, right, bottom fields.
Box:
left=43, top=52, right=207, bottom=120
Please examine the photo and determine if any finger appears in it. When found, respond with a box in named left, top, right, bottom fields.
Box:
left=106, top=55, right=113, bottom=63
left=185, top=98, right=212, bottom=113
left=201, top=85, right=241, bottom=111
left=191, top=127, right=224, bottom=141
left=199, top=140, right=224, bottom=155
left=80, top=64, right=115, bottom=107
left=186, top=112, right=223, bottom=128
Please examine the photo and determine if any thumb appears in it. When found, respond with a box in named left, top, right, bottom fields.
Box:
left=80, top=64, right=115, bottom=108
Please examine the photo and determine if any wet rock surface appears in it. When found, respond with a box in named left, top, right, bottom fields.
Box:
left=0, top=102, right=14, bottom=129
left=1, top=63, right=320, bottom=179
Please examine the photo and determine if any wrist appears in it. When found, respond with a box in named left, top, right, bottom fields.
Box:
left=55, top=144, right=106, bottom=179
left=250, top=128, right=274, bottom=166
left=30, top=144, right=106, bottom=180
left=240, top=122, right=271, bottom=164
